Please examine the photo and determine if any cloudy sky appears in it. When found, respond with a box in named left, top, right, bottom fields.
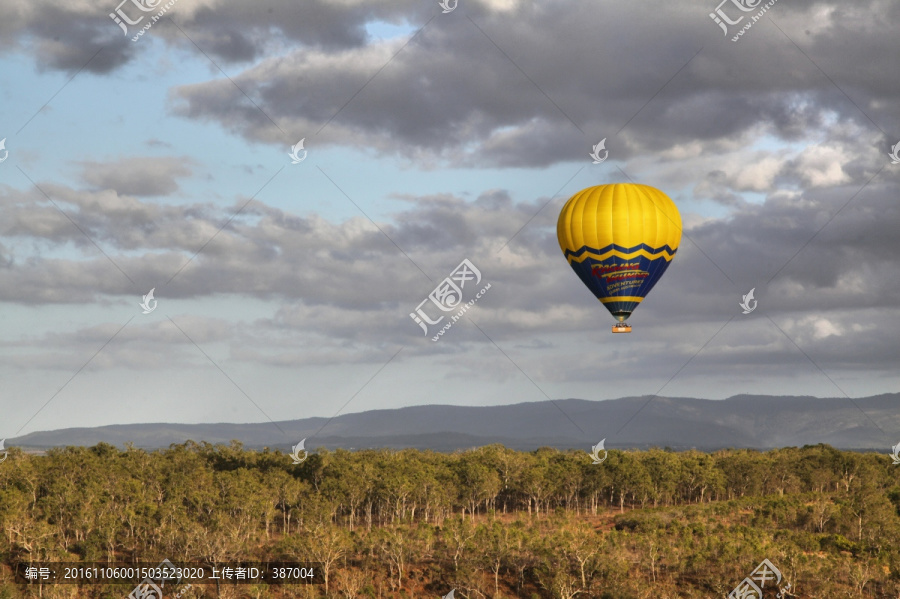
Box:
left=1, top=0, right=898, bottom=441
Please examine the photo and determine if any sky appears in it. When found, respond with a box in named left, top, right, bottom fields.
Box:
left=0, top=0, right=898, bottom=442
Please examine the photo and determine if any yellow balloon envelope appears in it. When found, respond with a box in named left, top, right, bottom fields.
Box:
left=557, top=183, right=682, bottom=325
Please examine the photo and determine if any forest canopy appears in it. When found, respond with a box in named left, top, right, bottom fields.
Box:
left=1, top=442, right=899, bottom=598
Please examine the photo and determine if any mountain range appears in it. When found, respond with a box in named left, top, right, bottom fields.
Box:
left=7, top=393, right=899, bottom=453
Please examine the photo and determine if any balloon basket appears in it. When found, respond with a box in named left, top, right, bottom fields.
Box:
left=612, top=323, right=632, bottom=333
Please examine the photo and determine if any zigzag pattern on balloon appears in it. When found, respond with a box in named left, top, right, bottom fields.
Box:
left=563, top=242, right=678, bottom=265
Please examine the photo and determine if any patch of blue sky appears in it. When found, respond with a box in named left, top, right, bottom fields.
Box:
left=0, top=295, right=134, bottom=345
left=4, top=38, right=283, bottom=203
left=0, top=238, right=116, bottom=262
left=0, top=53, right=68, bottom=141
left=0, top=292, right=281, bottom=358
left=751, top=132, right=805, bottom=157
left=364, top=20, right=420, bottom=42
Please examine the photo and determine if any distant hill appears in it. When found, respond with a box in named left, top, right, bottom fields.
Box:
left=8, top=394, right=900, bottom=452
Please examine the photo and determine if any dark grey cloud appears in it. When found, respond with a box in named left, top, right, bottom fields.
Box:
left=0, top=0, right=426, bottom=73
left=2, top=3, right=138, bottom=74
left=160, top=0, right=900, bottom=166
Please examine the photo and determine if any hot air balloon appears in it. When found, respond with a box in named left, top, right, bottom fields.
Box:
left=557, top=183, right=681, bottom=333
